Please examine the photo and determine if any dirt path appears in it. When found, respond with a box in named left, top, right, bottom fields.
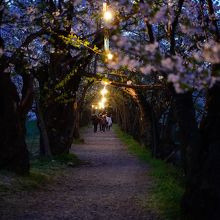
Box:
left=0, top=128, right=158, bottom=220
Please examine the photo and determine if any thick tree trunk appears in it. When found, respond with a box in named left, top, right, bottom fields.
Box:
left=159, top=106, right=176, bottom=159
left=182, top=83, right=220, bottom=220
left=0, top=74, right=29, bottom=174
left=173, top=92, right=202, bottom=174
left=37, top=52, right=82, bottom=155
left=173, top=91, right=209, bottom=219
left=128, top=103, right=139, bottom=139
left=137, top=92, right=157, bottom=151
left=138, top=99, right=152, bottom=147
left=42, top=101, right=75, bottom=155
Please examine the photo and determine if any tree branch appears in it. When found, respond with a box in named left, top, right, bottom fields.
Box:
left=206, top=0, right=220, bottom=42
left=170, top=0, right=185, bottom=55
left=110, top=81, right=164, bottom=90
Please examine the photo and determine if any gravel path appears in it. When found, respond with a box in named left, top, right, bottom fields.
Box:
left=0, top=128, right=158, bottom=220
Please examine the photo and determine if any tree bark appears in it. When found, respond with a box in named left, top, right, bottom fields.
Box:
left=35, top=99, right=51, bottom=157
left=0, top=74, right=29, bottom=174
left=42, top=100, right=77, bottom=155
left=37, top=50, right=83, bottom=156
left=182, top=83, right=220, bottom=220
left=72, top=101, right=80, bottom=139
left=136, top=92, right=154, bottom=148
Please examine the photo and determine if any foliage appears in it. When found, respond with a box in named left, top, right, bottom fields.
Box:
left=114, top=125, right=184, bottom=220
left=96, top=0, right=220, bottom=93
left=60, top=34, right=102, bottom=54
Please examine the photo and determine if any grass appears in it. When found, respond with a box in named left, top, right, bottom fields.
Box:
left=0, top=170, right=51, bottom=192
left=113, top=125, right=184, bottom=220
left=73, top=138, right=85, bottom=144
left=53, top=153, right=81, bottom=165
left=0, top=153, right=81, bottom=192
left=26, top=120, right=40, bottom=157
left=29, top=153, right=81, bottom=186
left=0, top=120, right=83, bottom=193
left=0, top=160, right=59, bottom=192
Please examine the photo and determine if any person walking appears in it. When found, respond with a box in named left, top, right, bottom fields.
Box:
left=100, top=114, right=107, bottom=132
left=91, top=114, right=99, bottom=133
left=106, top=115, right=112, bottom=131
left=98, top=113, right=102, bottom=131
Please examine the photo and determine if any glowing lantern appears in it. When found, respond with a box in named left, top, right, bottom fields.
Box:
left=106, top=51, right=113, bottom=61
left=103, top=3, right=113, bottom=22
left=100, top=87, right=108, bottom=96
left=101, top=97, right=107, bottom=103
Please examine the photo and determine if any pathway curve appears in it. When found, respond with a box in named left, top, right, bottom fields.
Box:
left=0, top=128, right=158, bottom=220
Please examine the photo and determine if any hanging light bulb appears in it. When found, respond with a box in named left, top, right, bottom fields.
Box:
left=106, top=51, right=113, bottom=60
left=101, top=97, right=107, bottom=103
left=103, top=2, right=113, bottom=22
left=98, top=101, right=105, bottom=109
left=100, top=86, right=108, bottom=96
left=104, top=11, right=113, bottom=21
left=103, top=81, right=109, bottom=85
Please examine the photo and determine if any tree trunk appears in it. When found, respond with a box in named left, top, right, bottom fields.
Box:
left=158, top=106, right=176, bottom=159
left=36, top=100, right=51, bottom=157
left=173, top=91, right=206, bottom=219
left=182, top=83, right=220, bottom=220
left=0, top=74, right=29, bottom=175
left=72, top=80, right=94, bottom=140
left=137, top=92, right=156, bottom=150
left=37, top=52, right=82, bottom=156
left=42, top=101, right=76, bottom=155
left=73, top=102, right=80, bottom=139
left=173, top=92, right=201, bottom=174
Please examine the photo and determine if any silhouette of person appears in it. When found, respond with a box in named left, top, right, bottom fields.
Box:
left=91, top=114, right=99, bottom=133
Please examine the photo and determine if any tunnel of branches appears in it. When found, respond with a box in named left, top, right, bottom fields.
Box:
left=0, top=0, right=220, bottom=219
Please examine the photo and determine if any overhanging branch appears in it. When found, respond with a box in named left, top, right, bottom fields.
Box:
left=110, top=81, right=164, bottom=90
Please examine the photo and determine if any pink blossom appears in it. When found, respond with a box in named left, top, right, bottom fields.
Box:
left=144, top=42, right=158, bottom=53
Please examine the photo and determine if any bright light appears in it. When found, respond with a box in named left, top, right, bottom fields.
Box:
left=103, top=2, right=113, bottom=22
left=98, top=101, right=105, bottom=109
left=103, top=11, right=113, bottom=21
left=100, top=87, right=108, bottom=96
left=101, top=97, right=107, bottom=103
left=101, top=80, right=109, bottom=85
left=106, top=52, right=113, bottom=60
